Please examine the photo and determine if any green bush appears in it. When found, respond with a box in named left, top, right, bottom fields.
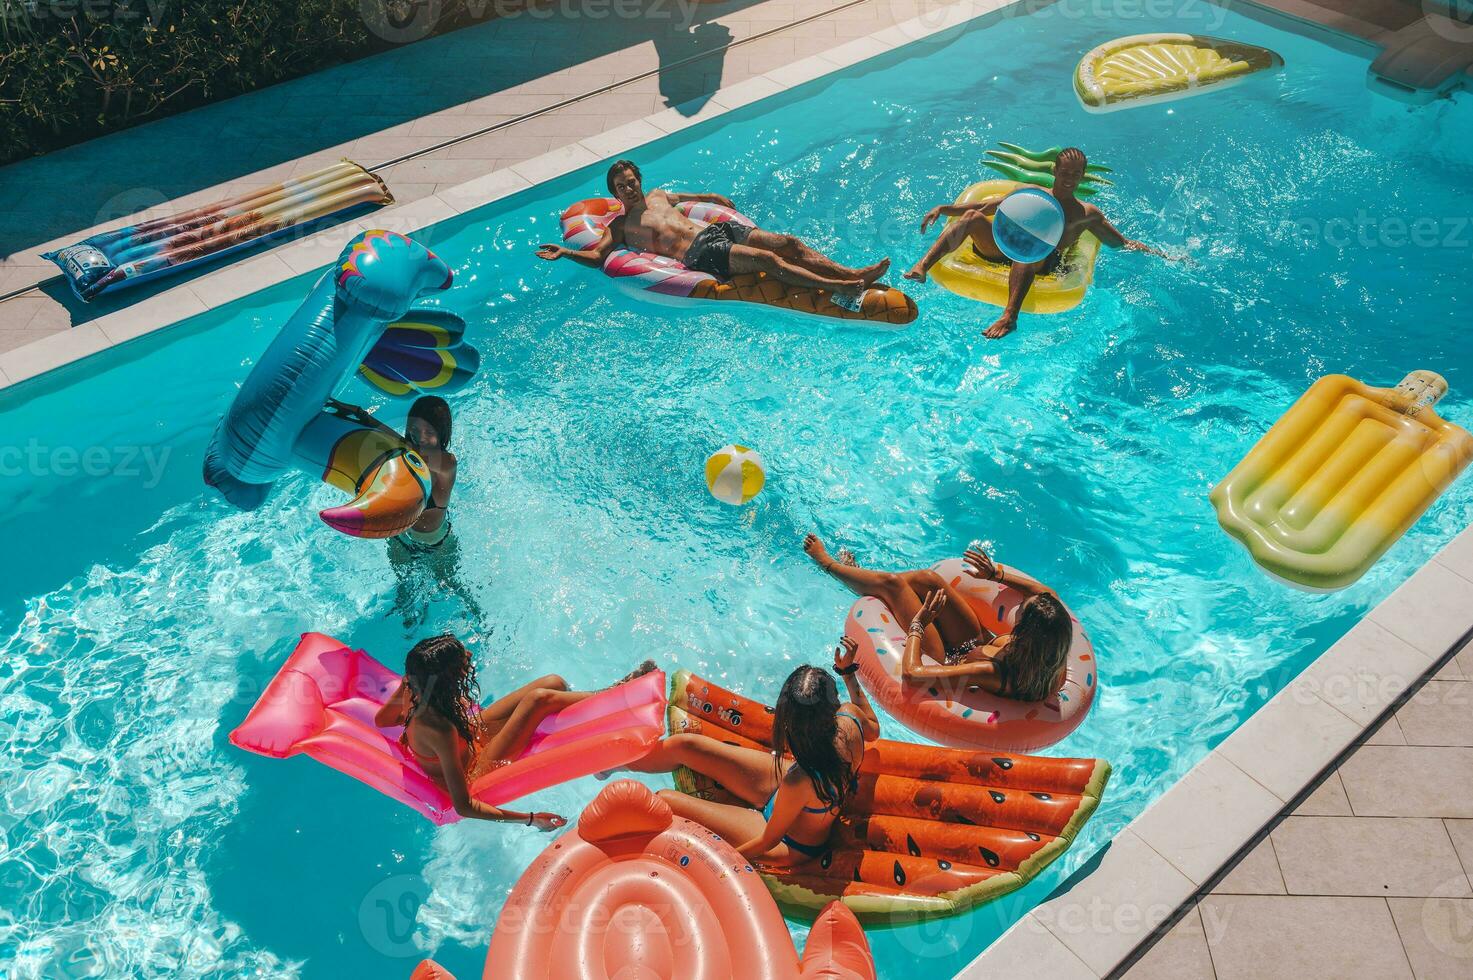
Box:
left=0, top=1, right=464, bottom=165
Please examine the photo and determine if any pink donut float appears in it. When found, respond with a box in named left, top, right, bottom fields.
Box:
left=485, top=779, right=878, bottom=979
left=844, top=558, right=1098, bottom=751
left=558, top=197, right=918, bottom=326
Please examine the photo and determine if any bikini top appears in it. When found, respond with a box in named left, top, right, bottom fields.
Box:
left=789, top=711, right=865, bottom=815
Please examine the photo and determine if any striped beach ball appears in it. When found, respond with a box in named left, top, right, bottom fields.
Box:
left=705, top=444, right=766, bottom=505
left=993, top=188, right=1065, bottom=264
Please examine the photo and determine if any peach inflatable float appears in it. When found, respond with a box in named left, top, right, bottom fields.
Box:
left=483, top=780, right=877, bottom=979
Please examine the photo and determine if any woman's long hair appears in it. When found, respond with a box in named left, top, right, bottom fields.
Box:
left=770, top=666, right=852, bottom=812
left=1006, top=594, right=1073, bottom=702
left=403, top=634, right=480, bottom=745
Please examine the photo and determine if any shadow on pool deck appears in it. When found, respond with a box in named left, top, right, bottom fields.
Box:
left=0, top=0, right=769, bottom=264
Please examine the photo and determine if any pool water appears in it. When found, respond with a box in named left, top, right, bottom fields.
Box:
left=3, top=4, right=1472, bottom=978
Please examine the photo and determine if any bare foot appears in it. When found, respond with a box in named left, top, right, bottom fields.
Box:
left=903, top=263, right=928, bottom=283
left=858, top=258, right=890, bottom=285
left=984, top=314, right=1018, bottom=340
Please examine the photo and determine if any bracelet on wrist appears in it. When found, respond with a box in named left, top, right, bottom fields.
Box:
left=835, top=662, right=860, bottom=676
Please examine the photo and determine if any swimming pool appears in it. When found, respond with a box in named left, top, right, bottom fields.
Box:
left=3, top=2, right=1472, bottom=977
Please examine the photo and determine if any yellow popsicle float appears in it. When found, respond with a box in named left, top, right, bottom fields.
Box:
left=1211, top=372, right=1473, bottom=591
left=1075, top=34, right=1282, bottom=113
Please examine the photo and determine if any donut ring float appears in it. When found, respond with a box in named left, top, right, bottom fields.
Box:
left=846, top=558, right=1098, bottom=751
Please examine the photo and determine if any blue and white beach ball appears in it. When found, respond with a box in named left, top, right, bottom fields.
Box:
left=992, top=188, right=1065, bottom=264
left=705, top=444, right=766, bottom=505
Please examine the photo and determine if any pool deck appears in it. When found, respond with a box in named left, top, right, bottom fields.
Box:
left=1, top=1, right=1472, bottom=977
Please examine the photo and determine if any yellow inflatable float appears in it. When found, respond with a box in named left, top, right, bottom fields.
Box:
left=1075, top=34, right=1282, bottom=112
left=930, top=179, right=1101, bottom=314
left=1211, top=371, right=1473, bottom=591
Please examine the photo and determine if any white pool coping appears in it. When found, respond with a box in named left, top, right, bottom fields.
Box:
left=2, top=2, right=1471, bottom=978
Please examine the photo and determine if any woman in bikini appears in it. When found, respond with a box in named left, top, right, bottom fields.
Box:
left=374, top=634, right=654, bottom=829
left=621, top=642, right=880, bottom=864
left=395, top=396, right=456, bottom=553
left=803, top=533, right=1072, bottom=703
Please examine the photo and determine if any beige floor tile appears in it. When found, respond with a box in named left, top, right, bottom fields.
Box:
left=1444, top=819, right=1473, bottom=885
left=1369, top=562, right=1473, bottom=659
left=1339, top=747, right=1473, bottom=818
left=1367, top=716, right=1408, bottom=745
left=1295, top=772, right=1354, bottom=816
left=1200, top=895, right=1413, bottom=979
left=1395, top=680, right=1473, bottom=747
left=1271, top=816, right=1472, bottom=898
left=442, top=133, right=559, bottom=161
left=0, top=295, right=48, bottom=331
left=1131, top=753, right=1285, bottom=886
left=1387, top=897, right=1473, bottom=979
left=1434, top=529, right=1473, bottom=584
left=1123, top=906, right=1217, bottom=980
left=1212, top=838, right=1286, bottom=895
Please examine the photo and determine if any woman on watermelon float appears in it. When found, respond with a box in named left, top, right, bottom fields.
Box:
left=621, top=646, right=881, bottom=864
left=535, top=160, right=890, bottom=302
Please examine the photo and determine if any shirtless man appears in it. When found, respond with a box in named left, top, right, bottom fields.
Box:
left=536, top=160, right=890, bottom=299
left=904, top=147, right=1184, bottom=339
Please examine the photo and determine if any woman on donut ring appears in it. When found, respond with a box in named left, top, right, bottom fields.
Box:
left=804, top=534, right=1071, bottom=702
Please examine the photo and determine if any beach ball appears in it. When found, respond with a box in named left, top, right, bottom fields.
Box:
left=705, top=444, right=766, bottom=505
left=993, top=188, right=1065, bottom=264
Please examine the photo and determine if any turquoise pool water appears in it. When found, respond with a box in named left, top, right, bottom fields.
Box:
left=3, top=4, right=1472, bottom=978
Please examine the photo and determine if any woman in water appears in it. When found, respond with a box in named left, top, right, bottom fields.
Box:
left=803, top=534, right=1072, bottom=703
left=396, top=396, right=456, bottom=552
left=621, top=642, right=880, bottom=863
left=390, top=396, right=486, bottom=627
left=374, top=634, right=653, bottom=829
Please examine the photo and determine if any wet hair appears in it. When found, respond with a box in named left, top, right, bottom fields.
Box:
left=770, top=665, right=852, bottom=812
left=403, top=634, right=480, bottom=747
left=606, top=159, right=641, bottom=194
left=1055, top=147, right=1087, bottom=174
left=1005, top=593, right=1073, bottom=702
left=407, top=396, right=452, bottom=450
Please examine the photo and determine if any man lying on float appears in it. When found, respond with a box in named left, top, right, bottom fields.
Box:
left=905, top=147, right=1184, bottom=340
left=537, top=159, right=889, bottom=307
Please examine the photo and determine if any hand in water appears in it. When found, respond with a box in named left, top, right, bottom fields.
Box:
left=535, top=244, right=565, bottom=261
left=833, top=636, right=859, bottom=673
left=531, top=812, right=566, bottom=832
left=920, top=206, right=945, bottom=233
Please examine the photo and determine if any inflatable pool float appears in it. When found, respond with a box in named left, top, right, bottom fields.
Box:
left=668, top=670, right=1110, bottom=921
left=1211, top=371, right=1473, bottom=591
left=981, top=142, right=1113, bottom=197
left=229, top=633, right=667, bottom=824
left=484, top=779, right=877, bottom=979
left=1075, top=34, right=1283, bottom=113
left=844, top=558, right=1098, bottom=751
left=204, top=230, right=479, bottom=538
left=45, top=160, right=391, bottom=301
left=929, top=180, right=1100, bottom=313
left=559, top=198, right=917, bottom=326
